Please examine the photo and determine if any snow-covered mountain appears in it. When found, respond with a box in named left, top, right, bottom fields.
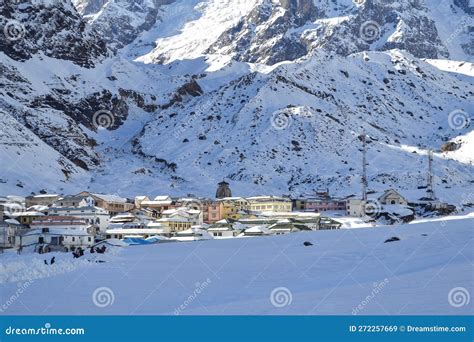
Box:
left=0, top=0, right=472, bottom=201
left=71, top=0, right=176, bottom=51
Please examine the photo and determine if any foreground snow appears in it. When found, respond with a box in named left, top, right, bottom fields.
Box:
left=0, top=216, right=472, bottom=315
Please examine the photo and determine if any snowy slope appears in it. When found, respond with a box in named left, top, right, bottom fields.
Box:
left=1, top=215, right=472, bottom=315
left=0, top=0, right=473, bottom=200
left=131, top=50, right=474, bottom=199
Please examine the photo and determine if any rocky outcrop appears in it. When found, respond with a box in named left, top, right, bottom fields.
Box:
left=208, top=0, right=453, bottom=65
left=72, top=0, right=176, bottom=51
left=0, top=0, right=108, bottom=67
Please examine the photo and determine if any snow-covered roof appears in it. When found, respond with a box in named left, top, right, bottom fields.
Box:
left=27, top=205, right=49, bottom=212
left=4, top=218, right=21, bottom=225
left=244, top=225, right=270, bottom=234
left=162, top=208, right=201, bottom=216
left=246, top=195, right=290, bottom=202
left=147, top=222, right=166, bottom=228
left=154, top=195, right=172, bottom=201
left=141, top=200, right=173, bottom=206
left=22, top=228, right=92, bottom=237
left=8, top=211, right=45, bottom=217
left=32, top=194, right=59, bottom=198
left=91, top=193, right=127, bottom=203
left=218, top=197, right=247, bottom=201
left=106, top=228, right=167, bottom=235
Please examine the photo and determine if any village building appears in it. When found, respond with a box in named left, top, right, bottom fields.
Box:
left=134, top=196, right=150, bottom=208
left=319, top=217, right=343, bottom=230
left=77, top=192, right=134, bottom=216
left=108, top=212, right=148, bottom=231
left=171, top=228, right=213, bottom=242
left=207, top=201, right=224, bottom=223
left=1, top=201, right=26, bottom=221
left=247, top=196, right=292, bottom=213
left=217, top=197, right=250, bottom=220
left=25, top=194, right=61, bottom=208
left=105, top=224, right=168, bottom=240
left=5, top=211, right=45, bottom=226
left=304, top=197, right=347, bottom=212
left=0, top=219, right=28, bottom=249
left=30, top=216, right=90, bottom=231
left=378, top=189, right=408, bottom=206
left=206, top=220, right=242, bottom=238
left=156, top=208, right=203, bottom=233
left=139, top=195, right=175, bottom=217
left=52, top=195, right=95, bottom=208
left=346, top=199, right=367, bottom=217
left=240, top=225, right=271, bottom=237
left=15, top=227, right=94, bottom=252
left=48, top=206, right=110, bottom=232
left=267, top=219, right=312, bottom=235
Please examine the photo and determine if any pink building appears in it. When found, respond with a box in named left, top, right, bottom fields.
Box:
left=304, top=198, right=347, bottom=212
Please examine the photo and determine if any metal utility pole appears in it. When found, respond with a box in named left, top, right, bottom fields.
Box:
left=427, top=150, right=436, bottom=200
left=361, top=133, right=368, bottom=202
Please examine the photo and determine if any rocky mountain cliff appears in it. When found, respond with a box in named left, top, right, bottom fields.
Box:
left=207, top=0, right=471, bottom=64
left=72, top=0, right=176, bottom=51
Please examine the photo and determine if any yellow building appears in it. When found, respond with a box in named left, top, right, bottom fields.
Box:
left=156, top=218, right=193, bottom=233
left=247, top=196, right=293, bottom=213
left=218, top=197, right=250, bottom=220
left=156, top=208, right=202, bottom=233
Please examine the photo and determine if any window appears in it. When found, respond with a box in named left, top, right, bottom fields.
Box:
left=72, top=237, right=75, bottom=242
left=88, top=237, right=92, bottom=242
left=391, top=200, right=396, bottom=205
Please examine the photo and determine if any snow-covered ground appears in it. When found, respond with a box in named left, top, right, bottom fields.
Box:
left=0, top=215, right=472, bottom=315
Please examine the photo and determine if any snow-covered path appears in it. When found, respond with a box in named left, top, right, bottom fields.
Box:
left=0, top=217, right=472, bottom=315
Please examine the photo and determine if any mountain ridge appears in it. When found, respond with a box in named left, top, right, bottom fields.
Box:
left=0, top=0, right=472, bottom=204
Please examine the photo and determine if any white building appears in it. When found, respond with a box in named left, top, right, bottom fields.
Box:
left=48, top=206, right=110, bottom=232
left=170, top=227, right=213, bottom=242
left=16, top=228, right=94, bottom=252
left=378, top=189, right=408, bottom=206
left=346, top=199, right=367, bottom=217
left=240, top=225, right=271, bottom=237
left=157, top=208, right=203, bottom=232
left=207, top=220, right=242, bottom=239
left=246, top=196, right=292, bottom=213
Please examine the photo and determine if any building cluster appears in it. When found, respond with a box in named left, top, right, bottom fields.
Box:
left=0, top=181, right=421, bottom=254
